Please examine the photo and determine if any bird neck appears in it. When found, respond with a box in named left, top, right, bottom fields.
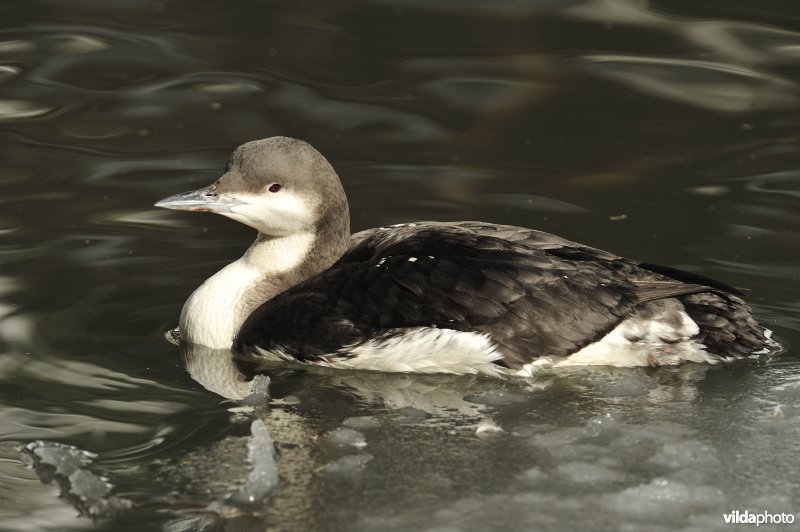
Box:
left=179, top=223, right=350, bottom=349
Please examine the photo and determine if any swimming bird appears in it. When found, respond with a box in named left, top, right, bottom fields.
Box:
left=155, top=137, right=772, bottom=377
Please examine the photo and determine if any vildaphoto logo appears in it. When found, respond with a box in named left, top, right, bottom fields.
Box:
left=723, top=510, right=795, bottom=526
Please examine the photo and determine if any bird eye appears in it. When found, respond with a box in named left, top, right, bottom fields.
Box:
left=268, top=183, right=282, bottom=193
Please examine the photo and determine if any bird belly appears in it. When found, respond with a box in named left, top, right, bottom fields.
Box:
left=254, top=327, right=506, bottom=376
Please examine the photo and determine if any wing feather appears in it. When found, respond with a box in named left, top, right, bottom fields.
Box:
left=235, top=222, right=745, bottom=367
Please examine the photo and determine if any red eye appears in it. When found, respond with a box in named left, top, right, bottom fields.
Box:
left=268, top=183, right=282, bottom=193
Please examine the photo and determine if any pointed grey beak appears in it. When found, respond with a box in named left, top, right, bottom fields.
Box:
left=155, top=185, right=241, bottom=213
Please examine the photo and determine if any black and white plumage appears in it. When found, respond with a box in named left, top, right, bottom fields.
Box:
left=156, top=137, right=773, bottom=377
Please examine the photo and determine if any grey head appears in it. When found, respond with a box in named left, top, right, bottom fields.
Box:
left=156, top=137, right=350, bottom=240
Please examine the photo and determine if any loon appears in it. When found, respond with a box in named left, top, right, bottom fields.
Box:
left=155, top=136, right=771, bottom=377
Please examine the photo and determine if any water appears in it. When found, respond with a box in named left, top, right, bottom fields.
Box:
left=1, top=0, right=799, bottom=530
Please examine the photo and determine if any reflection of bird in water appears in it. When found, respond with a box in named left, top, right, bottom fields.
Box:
left=182, top=342, right=254, bottom=400
left=157, top=137, right=772, bottom=377
left=176, top=344, right=317, bottom=531
left=183, top=341, right=716, bottom=424
left=177, top=343, right=496, bottom=531
left=177, top=340, right=726, bottom=530
left=183, top=341, right=486, bottom=416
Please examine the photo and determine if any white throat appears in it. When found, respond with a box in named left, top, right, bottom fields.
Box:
left=179, top=232, right=315, bottom=349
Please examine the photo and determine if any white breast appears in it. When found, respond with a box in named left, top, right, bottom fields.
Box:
left=178, top=232, right=316, bottom=349
left=179, top=259, right=262, bottom=349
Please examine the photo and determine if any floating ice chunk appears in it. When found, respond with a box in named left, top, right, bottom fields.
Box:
left=281, top=395, right=301, bottom=405
left=549, top=443, right=619, bottom=469
left=229, top=419, right=279, bottom=506
left=517, top=466, right=549, bottom=485
left=395, top=406, right=429, bottom=419
left=324, top=428, right=367, bottom=449
left=583, top=413, right=622, bottom=441
left=592, top=372, right=655, bottom=397
left=530, top=427, right=585, bottom=447
left=602, top=478, right=725, bottom=519
left=322, top=453, right=374, bottom=475
left=475, top=419, right=504, bottom=437
left=21, top=441, right=131, bottom=517
left=771, top=376, right=800, bottom=399
left=647, top=440, right=721, bottom=472
left=250, top=375, right=271, bottom=397
left=237, top=375, right=271, bottom=416
left=609, top=421, right=696, bottom=460
left=241, top=375, right=270, bottom=405
left=68, top=468, right=115, bottom=506
left=25, top=440, right=94, bottom=477
left=556, top=461, right=628, bottom=484
left=464, top=389, right=526, bottom=407
left=342, top=416, right=381, bottom=430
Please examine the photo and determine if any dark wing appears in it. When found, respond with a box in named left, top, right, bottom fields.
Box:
left=454, top=222, right=767, bottom=356
left=235, top=223, right=709, bottom=368
left=351, top=221, right=623, bottom=262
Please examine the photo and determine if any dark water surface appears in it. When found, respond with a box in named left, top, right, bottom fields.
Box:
left=1, top=0, right=799, bottom=530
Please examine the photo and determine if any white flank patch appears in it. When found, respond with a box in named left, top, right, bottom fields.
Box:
left=322, top=328, right=506, bottom=376
left=516, top=309, right=718, bottom=378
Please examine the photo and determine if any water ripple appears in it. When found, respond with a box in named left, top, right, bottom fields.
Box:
left=581, top=54, right=798, bottom=112
left=0, top=99, right=54, bottom=120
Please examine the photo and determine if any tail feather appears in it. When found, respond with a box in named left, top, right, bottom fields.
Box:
left=679, top=292, right=767, bottom=358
